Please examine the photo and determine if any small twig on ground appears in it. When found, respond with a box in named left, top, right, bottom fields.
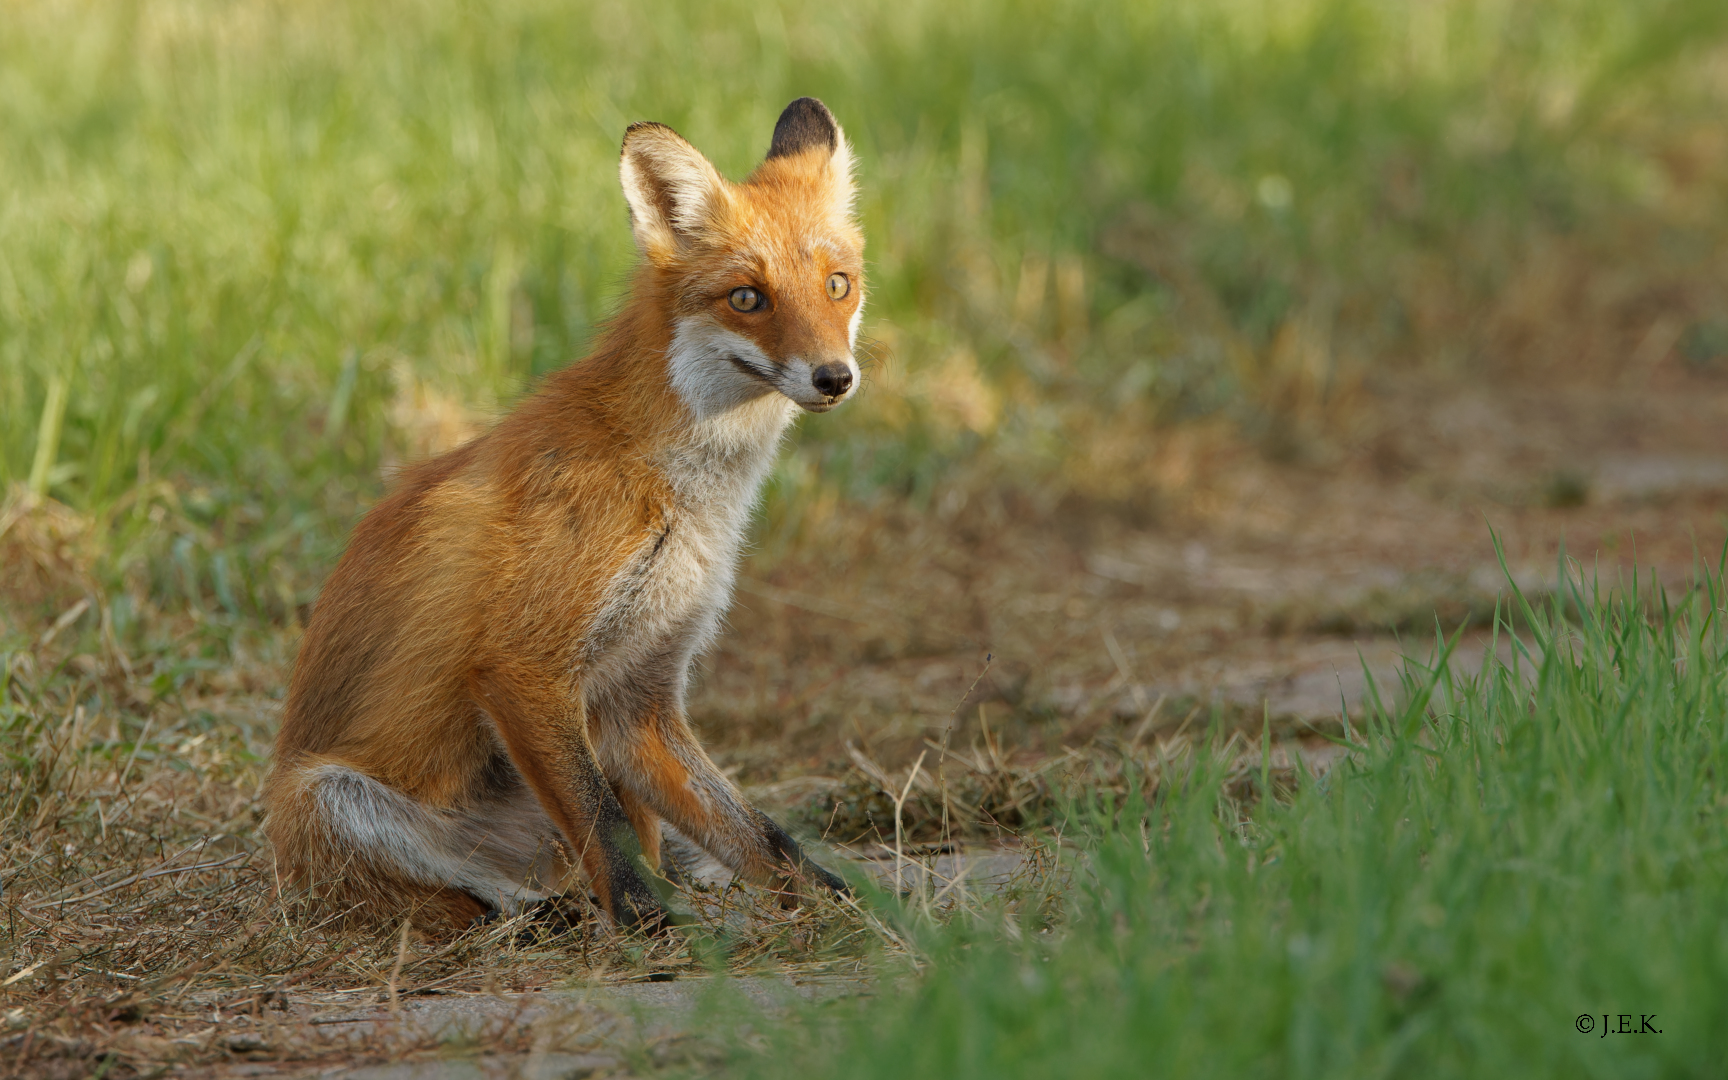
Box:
left=23, top=849, right=247, bottom=911
left=892, top=750, right=927, bottom=897
left=386, top=918, right=411, bottom=1015
left=115, top=715, right=155, bottom=802
left=1128, top=693, right=1168, bottom=751
left=937, top=654, right=993, bottom=858
left=38, top=596, right=90, bottom=649
left=930, top=860, right=973, bottom=908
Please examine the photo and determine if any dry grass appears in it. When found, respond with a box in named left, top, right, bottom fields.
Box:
left=0, top=667, right=881, bottom=1079
left=0, top=489, right=1341, bottom=1078
left=790, top=701, right=1340, bottom=851
left=0, top=492, right=917, bottom=1078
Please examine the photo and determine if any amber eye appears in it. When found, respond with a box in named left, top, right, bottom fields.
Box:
left=729, top=286, right=764, bottom=312
left=825, top=273, right=850, bottom=300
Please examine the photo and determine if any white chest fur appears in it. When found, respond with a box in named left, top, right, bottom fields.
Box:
left=579, top=388, right=796, bottom=695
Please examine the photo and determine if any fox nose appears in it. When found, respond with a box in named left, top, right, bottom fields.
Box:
left=811, top=363, right=853, bottom=399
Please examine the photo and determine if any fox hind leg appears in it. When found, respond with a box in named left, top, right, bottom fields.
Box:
left=267, top=760, right=566, bottom=929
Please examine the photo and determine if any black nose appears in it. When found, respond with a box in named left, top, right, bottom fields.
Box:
left=811, top=363, right=853, bottom=399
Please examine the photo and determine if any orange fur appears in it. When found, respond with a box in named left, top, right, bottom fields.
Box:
left=263, top=99, right=861, bottom=930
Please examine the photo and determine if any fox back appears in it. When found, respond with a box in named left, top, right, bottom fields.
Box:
left=263, top=98, right=862, bottom=929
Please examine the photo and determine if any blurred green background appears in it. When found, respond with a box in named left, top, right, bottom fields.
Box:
left=3, top=0, right=1727, bottom=626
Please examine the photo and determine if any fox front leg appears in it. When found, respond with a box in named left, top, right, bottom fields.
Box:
left=470, top=666, right=669, bottom=929
left=642, top=762, right=850, bottom=903
left=589, top=689, right=848, bottom=901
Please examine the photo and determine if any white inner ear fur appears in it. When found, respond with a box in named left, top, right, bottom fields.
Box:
left=620, top=130, right=731, bottom=256
left=828, top=132, right=857, bottom=223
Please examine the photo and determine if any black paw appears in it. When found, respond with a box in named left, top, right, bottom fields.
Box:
left=467, top=905, right=503, bottom=929
left=776, top=860, right=852, bottom=904
left=808, top=861, right=852, bottom=899
left=613, top=891, right=680, bottom=935
left=494, top=898, right=589, bottom=945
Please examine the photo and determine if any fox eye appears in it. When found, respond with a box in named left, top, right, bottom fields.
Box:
left=729, top=287, right=763, bottom=312
left=825, top=273, right=850, bottom=300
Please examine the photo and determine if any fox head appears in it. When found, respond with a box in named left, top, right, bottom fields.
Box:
left=620, top=98, right=863, bottom=420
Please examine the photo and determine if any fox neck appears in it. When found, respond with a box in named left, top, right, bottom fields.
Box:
left=546, top=285, right=798, bottom=524
left=578, top=309, right=793, bottom=505
left=660, top=319, right=797, bottom=527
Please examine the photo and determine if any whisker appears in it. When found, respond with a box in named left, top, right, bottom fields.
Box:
left=854, top=334, right=890, bottom=371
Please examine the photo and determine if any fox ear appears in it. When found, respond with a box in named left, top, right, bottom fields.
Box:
left=766, top=97, right=856, bottom=220
left=619, top=122, right=730, bottom=258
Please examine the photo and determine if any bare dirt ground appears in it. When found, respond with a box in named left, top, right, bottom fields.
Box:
left=4, top=361, right=1725, bottom=1078
left=700, top=363, right=1728, bottom=791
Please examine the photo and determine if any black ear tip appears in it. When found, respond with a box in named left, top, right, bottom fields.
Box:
left=767, top=97, right=839, bottom=160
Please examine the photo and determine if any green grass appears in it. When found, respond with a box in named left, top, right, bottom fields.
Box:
left=3, top=0, right=1727, bottom=629
left=729, top=559, right=1728, bottom=1078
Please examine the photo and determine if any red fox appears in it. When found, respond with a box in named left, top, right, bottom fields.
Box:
left=263, top=98, right=860, bottom=930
